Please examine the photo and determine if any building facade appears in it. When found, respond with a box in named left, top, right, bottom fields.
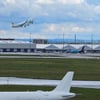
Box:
left=0, top=43, right=36, bottom=53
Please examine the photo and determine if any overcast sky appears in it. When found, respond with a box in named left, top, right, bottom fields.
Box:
left=0, top=0, right=100, bottom=40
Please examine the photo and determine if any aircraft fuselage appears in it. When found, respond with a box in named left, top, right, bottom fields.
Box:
left=0, top=91, right=75, bottom=100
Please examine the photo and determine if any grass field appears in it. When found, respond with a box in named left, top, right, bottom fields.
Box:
left=0, top=58, right=100, bottom=100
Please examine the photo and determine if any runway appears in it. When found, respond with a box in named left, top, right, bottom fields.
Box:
left=0, top=53, right=100, bottom=59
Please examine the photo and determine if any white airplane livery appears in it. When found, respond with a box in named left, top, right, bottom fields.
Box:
left=0, top=76, right=100, bottom=89
left=11, top=19, right=33, bottom=28
left=0, top=72, right=75, bottom=100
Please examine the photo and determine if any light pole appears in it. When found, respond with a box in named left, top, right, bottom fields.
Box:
left=63, top=32, right=65, bottom=52
left=75, top=34, right=76, bottom=44
left=91, top=33, right=93, bottom=50
left=62, top=27, right=65, bottom=53
left=29, top=33, right=31, bottom=51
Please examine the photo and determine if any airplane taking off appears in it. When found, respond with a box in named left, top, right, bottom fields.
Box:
left=11, top=19, right=33, bottom=28
left=0, top=72, right=75, bottom=100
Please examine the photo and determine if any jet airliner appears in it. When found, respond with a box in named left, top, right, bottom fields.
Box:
left=0, top=72, right=100, bottom=100
left=0, top=72, right=75, bottom=100
left=11, top=19, right=33, bottom=28
left=67, top=46, right=85, bottom=53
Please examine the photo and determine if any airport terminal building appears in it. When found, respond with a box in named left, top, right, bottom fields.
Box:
left=0, top=43, right=36, bottom=53
left=0, top=39, right=100, bottom=53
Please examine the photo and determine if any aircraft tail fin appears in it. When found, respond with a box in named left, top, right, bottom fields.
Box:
left=52, top=72, right=74, bottom=93
left=79, top=46, right=85, bottom=53
left=11, top=22, right=15, bottom=27
left=11, top=22, right=14, bottom=25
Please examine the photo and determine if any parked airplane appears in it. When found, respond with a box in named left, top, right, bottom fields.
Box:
left=0, top=72, right=76, bottom=100
left=67, top=46, right=85, bottom=53
left=11, top=19, right=33, bottom=28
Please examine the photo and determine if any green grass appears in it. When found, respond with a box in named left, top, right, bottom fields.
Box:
left=70, top=88, right=100, bottom=100
left=0, top=58, right=100, bottom=100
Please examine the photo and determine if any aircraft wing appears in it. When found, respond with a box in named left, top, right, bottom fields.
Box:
left=0, top=77, right=58, bottom=86
left=72, top=81, right=100, bottom=89
left=0, top=77, right=100, bottom=89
